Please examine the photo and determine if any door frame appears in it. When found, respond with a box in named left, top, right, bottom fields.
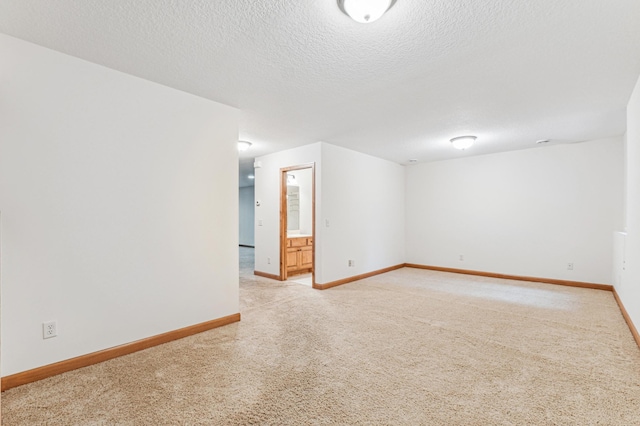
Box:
left=279, top=163, right=315, bottom=282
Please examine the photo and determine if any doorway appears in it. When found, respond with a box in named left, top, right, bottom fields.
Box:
left=279, top=164, right=315, bottom=284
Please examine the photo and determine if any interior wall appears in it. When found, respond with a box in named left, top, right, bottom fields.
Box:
left=254, top=143, right=322, bottom=276
left=0, top=35, right=240, bottom=376
left=619, top=74, right=640, bottom=331
left=405, top=137, right=624, bottom=284
left=318, top=144, right=405, bottom=284
left=239, top=186, right=255, bottom=246
left=254, top=142, right=405, bottom=283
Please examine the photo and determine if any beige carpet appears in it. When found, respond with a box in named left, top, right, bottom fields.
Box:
left=3, top=248, right=640, bottom=425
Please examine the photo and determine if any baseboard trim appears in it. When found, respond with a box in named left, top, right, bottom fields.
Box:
left=254, top=270, right=282, bottom=281
left=1, top=313, right=241, bottom=391
left=313, top=264, right=405, bottom=290
left=405, top=264, right=613, bottom=291
left=612, top=289, right=640, bottom=349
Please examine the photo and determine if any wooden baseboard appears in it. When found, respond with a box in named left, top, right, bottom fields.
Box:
left=405, top=264, right=612, bottom=291
left=612, top=289, right=640, bottom=349
left=313, top=264, right=405, bottom=290
left=254, top=270, right=282, bottom=281
left=1, top=313, right=241, bottom=391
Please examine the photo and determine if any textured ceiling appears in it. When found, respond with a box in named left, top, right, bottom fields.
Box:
left=2, top=0, right=640, bottom=187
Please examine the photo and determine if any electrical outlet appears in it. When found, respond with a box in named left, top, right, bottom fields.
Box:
left=459, top=255, right=464, bottom=261
left=43, top=321, right=57, bottom=339
left=348, top=260, right=355, bottom=267
left=567, top=263, right=574, bottom=271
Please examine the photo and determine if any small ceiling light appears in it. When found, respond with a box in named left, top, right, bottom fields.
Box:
left=536, top=139, right=550, bottom=144
left=248, top=175, right=255, bottom=180
left=408, top=159, right=418, bottom=163
left=450, top=136, right=477, bottom=150
left=238, top=141, right=252, bottom=151
left=338, top=0, right=396, bottom=23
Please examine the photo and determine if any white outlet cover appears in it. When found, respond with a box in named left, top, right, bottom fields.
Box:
left=43, top=321, right=57, bottom=339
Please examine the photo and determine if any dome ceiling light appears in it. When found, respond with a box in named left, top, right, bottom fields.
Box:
left=450, top=136, right=477, bottom=150
left=238, top=141, right=252, bottom=151
left=337, top=0, right=397, bottom=24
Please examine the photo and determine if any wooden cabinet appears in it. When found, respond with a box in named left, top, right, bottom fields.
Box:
left=286, top=237, right=313, bottom=276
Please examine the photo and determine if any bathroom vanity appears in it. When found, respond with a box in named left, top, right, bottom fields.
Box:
left=286, top=235, right=313, bottom=276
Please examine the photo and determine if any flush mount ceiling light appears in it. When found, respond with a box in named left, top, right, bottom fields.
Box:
left=450, top=136, right=477, bottom=150
left=237, top=141, right=252, bottom=151
left=338, top=0, right=396, bottom=23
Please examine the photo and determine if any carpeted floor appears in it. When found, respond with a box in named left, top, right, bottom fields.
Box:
left=3, top=247, right=640, bottom=425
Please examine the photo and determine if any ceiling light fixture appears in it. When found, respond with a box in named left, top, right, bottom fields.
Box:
left=238, top=141, right=252, bottom=151
left=450, top=136, right=477, bottom=150
left=337, top=0, right=396, bottom=23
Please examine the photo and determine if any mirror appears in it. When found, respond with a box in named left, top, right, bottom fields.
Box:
left=287, top=183, right=300, bottom=231
left=286, top=169, right=312, bottom=236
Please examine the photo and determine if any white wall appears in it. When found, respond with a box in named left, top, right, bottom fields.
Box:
left=318, top=144, right=405, bottom=284
left=0, top=35, right=240, bottom=375
left=406, top=137, right=624, bottom=284
left=619, top=74, right=640, bottom=331
left=254, top=143, right=322, bottom=276
left=239, top=186, right=255, bottom=246
left=254, top=142, right=405, bottom=284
